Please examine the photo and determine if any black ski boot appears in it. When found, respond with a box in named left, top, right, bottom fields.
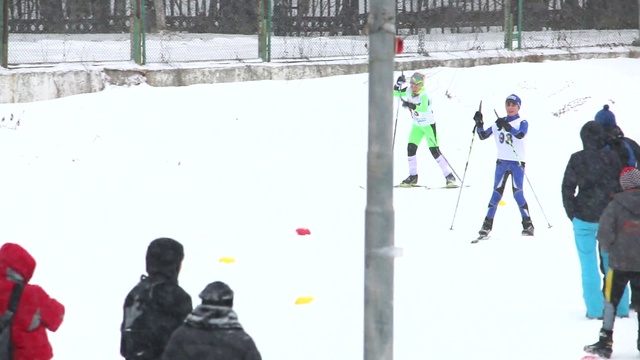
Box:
left=521, top=217, right=534, bottom=236
left=445, top=173, right=458, bottom=188
left=400, top=174, right=418, bottom=187
left=478, top=217, right=493, bottom=237
left=584, top=329, right=613, bottom=359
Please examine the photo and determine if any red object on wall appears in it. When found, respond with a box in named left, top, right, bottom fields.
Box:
left=296, top=228, right=311, bottom=235
left=395, top=37, right=404, bottom=55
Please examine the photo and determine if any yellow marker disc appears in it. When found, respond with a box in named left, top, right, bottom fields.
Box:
left=295, top=296, right=314, bottom=305
left=218, top=257, right=236, bottom=264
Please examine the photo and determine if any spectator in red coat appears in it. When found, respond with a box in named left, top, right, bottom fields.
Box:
left=0, top=243, right=65, bottom=360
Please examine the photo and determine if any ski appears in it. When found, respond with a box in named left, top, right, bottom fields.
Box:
left=580, top=355, right=605, bottom=360
left=471, top=235, right=491, bottom=244
left=420, top=185, right=470, bottom=190
left=359, top=185, right=469, bottom=190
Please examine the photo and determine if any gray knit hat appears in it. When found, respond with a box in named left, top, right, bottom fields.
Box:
left=620, top=167, right=640, bottom=190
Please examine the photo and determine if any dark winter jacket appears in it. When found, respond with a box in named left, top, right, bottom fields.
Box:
left=161, top=305, right=262, bottom=360
left=161, top=282, right=261, bottom=360
left=120, top=238, right=193, bottom=360
left=562, top=121, right=623, bottom=222
left=0, top=243, right=65, bottom=360
left=598, top=189, right=640, bottom=271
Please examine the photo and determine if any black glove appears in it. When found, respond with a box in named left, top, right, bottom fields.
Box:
left=473, top=111, right=483, bottom=128
left=394, top=75, right=406, bottom=91
left=402, top=99, right=416, bottom=110
left=495, top=117, right=512, bottom=131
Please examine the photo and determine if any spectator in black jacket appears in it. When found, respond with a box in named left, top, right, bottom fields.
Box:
left=562, top=120, right=625, bottom=319
left=594, top=104, right=640, bottom=310
left=161, top=281, right=262, bottom=360
left=120, top=238, right=193, bottom=360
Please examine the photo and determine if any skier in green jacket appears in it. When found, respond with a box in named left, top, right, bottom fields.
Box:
left=393, top=72, right=458, bottom=188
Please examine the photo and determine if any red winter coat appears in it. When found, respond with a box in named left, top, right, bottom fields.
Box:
left=0, top=243, right=65, bottom=360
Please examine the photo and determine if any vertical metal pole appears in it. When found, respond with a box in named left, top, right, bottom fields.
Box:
left=259, top=0, right=267, bottom=61
left=130, top=0, right=146, bottom=64
left=131, top=0, right=140, bottom=63
left=140, top=0, right=146, bottom=64
left=634, top=0, right=640, bottom=46
left=267, top=0, right=271, bottom=61
left=517, top=0, right=522, bottom=49
left=364, top=0, right=395, bottom=359
left=0, top=0, right=7, bottom=68
left=503, top=0, right=509, bottom=49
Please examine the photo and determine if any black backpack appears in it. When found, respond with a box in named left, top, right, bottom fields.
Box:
left=120, top=275, right=166, bottom=360
left=0, top=281, right=24, bottom=360
left=604, top=128, right=638, bottom=168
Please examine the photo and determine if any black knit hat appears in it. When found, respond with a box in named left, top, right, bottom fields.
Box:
left=199, top=281, right=234, bottom=307
left=145, top=237, right=184, bottom=279
left=620, top=167, right=640, bottom=191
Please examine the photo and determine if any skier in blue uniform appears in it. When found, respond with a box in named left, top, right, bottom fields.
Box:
left=472, top=94, right=534, bottom=237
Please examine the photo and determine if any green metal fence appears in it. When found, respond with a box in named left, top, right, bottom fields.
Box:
left=0, top=0, right=639, bottom=68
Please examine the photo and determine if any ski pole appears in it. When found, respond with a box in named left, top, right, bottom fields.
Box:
left=392, top=96, right=400, bottom=150
left=450, top=101, right=481, bottom=230
left=493, top=109, right=553, bottom=229
left=392, top=70, right=404, bottom=150
left=391, top=70, right=404, bottom=151
left=523, top=173, right=552, bottom=228
left=429, top=143, right=462, bottom=182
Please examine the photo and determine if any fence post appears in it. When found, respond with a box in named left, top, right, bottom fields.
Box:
left=267, top=0, right=272, bottom=61
left=258, top=0, right=271, bottom=61
left=516, top=0, right=522, bottom=49
left=130, top=0, right=146, bottom=64
left=0, top=0, right=7, bottom=68
left=634, top=0, right=640, bottom=46
left=503, top=0, right=510, bottom=49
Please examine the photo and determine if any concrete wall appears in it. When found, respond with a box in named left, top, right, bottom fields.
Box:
left=1, top=47, right=638, bottom=104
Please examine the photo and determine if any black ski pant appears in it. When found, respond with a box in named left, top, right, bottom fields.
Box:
left=631, top=278, right=640, bottom=308
left=601, top=269, right=640, bottom=333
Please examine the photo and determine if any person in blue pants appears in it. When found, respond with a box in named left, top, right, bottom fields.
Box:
left=562, top=120, right=626, bottom=319
left=472, top=94, right=534, bottom=237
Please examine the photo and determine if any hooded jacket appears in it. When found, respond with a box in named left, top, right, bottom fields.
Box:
left=0, top=243, right=65, bottom=360
left=598, top=187, right=640, bottom=271
left=120, top=238, right=193, bottom=360
left=161, top=281, right=261, bottom=360
left=562, top=121, right=623, bottom=222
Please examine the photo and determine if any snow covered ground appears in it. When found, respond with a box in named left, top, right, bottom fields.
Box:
left=0, top=57, right=639, bottom=359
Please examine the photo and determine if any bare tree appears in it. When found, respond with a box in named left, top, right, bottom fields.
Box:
left=90, top=0, right=110, bottom=31
left=154, top=0, right=166, bottom=30
left=39, top=0, right=64, bottom=30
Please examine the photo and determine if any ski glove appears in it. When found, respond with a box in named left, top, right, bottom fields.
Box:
left=496, top=117, right=512, bottom=131
left=394, top=75, right=406, bottom=91
left=402, top=100, right=417, bottom=110
left=473, top=111, right=484, bottom=127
